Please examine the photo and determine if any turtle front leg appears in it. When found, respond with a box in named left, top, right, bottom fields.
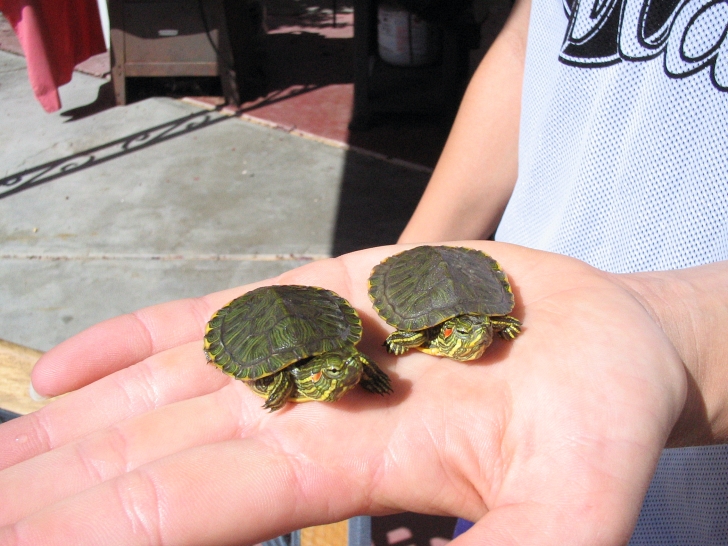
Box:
left=384, top=329, right=430, bottom=355
left=492, top=315, right=522, bottom=340
left=249, top=371, right=296, bottom=411
left=358, top=353, right=393, bottom=395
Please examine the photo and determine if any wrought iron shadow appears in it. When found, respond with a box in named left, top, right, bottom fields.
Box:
left=0, top=108, right=230, bottom=200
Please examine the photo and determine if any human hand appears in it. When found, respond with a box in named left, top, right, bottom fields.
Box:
left=0, top=243, right=689, bottom=545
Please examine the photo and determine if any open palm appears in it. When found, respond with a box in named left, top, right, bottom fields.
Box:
left=0, top=243, right=687, bottom=545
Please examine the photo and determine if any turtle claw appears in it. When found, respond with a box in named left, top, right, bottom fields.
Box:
left=494, top=316, right=522, bottom=341
left=384, top=330, right=428, bottom=356
left=259, top=371, right=295, bottom=412
left=384, top=340, right=410, bottom=356
left=360, top=357, right=393, bottom=395
left=263, top=399, right=286, bottom=412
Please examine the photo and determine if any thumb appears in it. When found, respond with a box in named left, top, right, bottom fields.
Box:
left=450, top=501, right=640, bottom=546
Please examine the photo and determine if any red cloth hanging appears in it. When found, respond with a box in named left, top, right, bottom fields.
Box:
left=0, top=0, right=106, bottom=112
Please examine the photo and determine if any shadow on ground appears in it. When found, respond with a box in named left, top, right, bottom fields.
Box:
left=332, top=148, right=432, bottom=256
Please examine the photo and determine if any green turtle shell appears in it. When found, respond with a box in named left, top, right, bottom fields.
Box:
left=204, top=285, right=362, bottom=381
left=368, top=246, right=515, bottom=331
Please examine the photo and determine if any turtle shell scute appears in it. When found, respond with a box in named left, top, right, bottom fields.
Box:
left=368, top=246, right=515, bottom=331
left=204, top=285, right=362, bottom=380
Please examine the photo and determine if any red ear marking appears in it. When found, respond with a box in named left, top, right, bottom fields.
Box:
left=311, top=371, right=323, bottom=382
left=443, top=328, right=453, bottom=338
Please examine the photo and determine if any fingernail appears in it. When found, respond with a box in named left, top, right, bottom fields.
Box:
left=29, top=383, right=49, bottom=402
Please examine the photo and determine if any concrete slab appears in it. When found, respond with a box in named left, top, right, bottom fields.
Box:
left=0, top=49, right=429, bottom=350
left=0, top=258, right=313, bottom=350
left=2, top=56, right=341, bottom=257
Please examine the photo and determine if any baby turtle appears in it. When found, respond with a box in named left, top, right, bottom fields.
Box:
left=204, top=285, right=392, bottom=411
left=368, top=245, right=522, bottom=361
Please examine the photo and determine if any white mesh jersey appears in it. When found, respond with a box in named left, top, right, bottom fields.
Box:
left=495, top=0, right=728, bottom=273
left=492, top=0, right=728, bottom=543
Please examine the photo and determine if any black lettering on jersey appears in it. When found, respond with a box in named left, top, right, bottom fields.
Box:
left=559, top=0, right=728, bottom=91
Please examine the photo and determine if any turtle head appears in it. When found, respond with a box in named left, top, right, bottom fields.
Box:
left=428, top=314, right=493, bottom=361
left=290, top=348, right=364, bottom=403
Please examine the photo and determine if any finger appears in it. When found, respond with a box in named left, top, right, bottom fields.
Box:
left=452, top=494, right=643, bottom=546
left=0, top=381, right=259, bottom=526
left=1, top=341, right=228, bottom=470
left=30, top=286, right=251, bottom=398
left=0, top=438, right=378, bottom=546
left=451, top=427, right=659, bottom=546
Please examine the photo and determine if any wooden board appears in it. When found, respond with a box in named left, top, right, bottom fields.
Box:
left=0, top=339, right=50, bottom=415
left=300, top=520, right=349, bottom=546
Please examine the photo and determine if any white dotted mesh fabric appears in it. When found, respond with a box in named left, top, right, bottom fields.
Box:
left=493, top=0, right=728, bottom=543
left=457, top=446, right=728, bottom=543
left=496, top=0, right=728, bottom=273
left=631, top=445, right=728, bottom=544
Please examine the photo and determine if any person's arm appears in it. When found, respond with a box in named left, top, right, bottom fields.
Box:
left=398, top=0, right=531, bottom=243
left=619, top=261, right=728, bottom=446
